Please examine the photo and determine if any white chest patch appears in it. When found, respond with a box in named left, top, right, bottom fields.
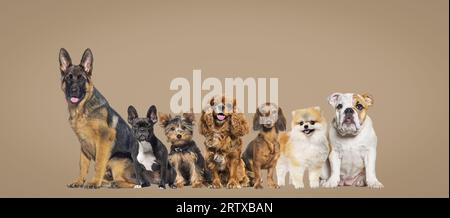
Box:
left=137, top=141, right=157, bottom=171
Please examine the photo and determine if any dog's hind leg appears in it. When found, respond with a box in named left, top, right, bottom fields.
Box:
left=108, top=158, right=137, bottom=188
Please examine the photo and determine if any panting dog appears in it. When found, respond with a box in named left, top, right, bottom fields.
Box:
left=200, top=96, right=250, bottom=189
left=322, top=93, right=383, bottom=188
left=127, top=105, right=176, bottom=189
left=159, top=112, right=210, bottom=188
left=276, top=107, right=330, bottom=189
left=242, top=103, right=286, bottom=189
left=59, top=48, right=146, bottom=188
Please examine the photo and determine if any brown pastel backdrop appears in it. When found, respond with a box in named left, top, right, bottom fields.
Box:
left=0, top=0, right=448, bottom=197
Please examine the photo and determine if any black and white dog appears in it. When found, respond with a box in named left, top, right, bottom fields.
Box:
left=127, top=105, right=176, bottom=189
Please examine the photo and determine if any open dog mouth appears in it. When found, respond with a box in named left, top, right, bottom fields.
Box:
left=215, top=113, right=227, bottom=121
left=302, top=129, right=315, bottom=135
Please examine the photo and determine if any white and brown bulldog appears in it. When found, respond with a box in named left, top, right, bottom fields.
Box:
left=322, top=93, right=384, bottom=188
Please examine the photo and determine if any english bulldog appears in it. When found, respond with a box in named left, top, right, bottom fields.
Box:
left=322, top=92, right=384, bottom=188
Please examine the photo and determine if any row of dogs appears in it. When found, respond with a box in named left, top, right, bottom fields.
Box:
left=60, top=48, right=383, bottom=189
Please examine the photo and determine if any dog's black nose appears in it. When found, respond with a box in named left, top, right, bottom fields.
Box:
left=304, top=125, right=309, bottom=129
left=177, top=134, right=182, bottom=139
left=344, top=108, right=354, bottom=114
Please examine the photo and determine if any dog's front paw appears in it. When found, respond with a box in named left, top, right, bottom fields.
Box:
left=226, top=179, right=240, bottom=189
left=176, top=182, right=185, bottom=189
left=158, top=184, right=166, bottom=189
left=367, top=179, right=384, bottom=189
left=133, top=184, right=142, bottom=189
left=67, top=180, right=84, bottom=188
left=322, top=178, right=339, bottom=188
left=211, top=179, right=222, bottom=189
left=293, top=183, right=305, bottom=189
left=253, top=183, right=263, bottom=189
left=192, top=181, right=203, bottom=188
left=84, top=181, right=101, bottom=189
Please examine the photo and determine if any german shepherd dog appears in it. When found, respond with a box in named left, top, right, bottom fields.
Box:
left=59, top=48, right=147, bottom=188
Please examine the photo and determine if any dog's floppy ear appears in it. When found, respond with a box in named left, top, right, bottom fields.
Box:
left=183, top=111, right=195, bottom=123
left=328, top=92, right=342, bottom=107
left=127, top=105, right=138, bottom=124
left=362, top=93, right=374, bottom=107
left=253, top=108, right=262, bottom=131
left=59, top=48, right=72, bottom=75
left=80, top=48, right=93, bottom=76
left=147, top=105, right=158, bottom=123
left=158, top=112, right=171, bottom=127
left=276, top=107, right=287, bottom=131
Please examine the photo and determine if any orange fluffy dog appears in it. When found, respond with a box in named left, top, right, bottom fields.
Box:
left=200, top=96, right=250, bottom=189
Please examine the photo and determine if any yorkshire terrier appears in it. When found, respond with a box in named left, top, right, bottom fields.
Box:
left=159, top=112, right=210, bottom=188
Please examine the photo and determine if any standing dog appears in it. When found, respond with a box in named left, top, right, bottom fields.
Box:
left=322, top=93, right=383, bottom=188
left=159, top=112, right=208, bottom=188
left=59, top=48, right=145, bottom=188
left=127, top=105, right=176, bottom=189
left=242, top=103, right=286, bottom=189
left=276, top=107, right=329, bottom=188
left=200, top=96, right=250, bottom=189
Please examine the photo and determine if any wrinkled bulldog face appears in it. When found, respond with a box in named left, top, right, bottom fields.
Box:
left=328, top=93, right=373, bottom=136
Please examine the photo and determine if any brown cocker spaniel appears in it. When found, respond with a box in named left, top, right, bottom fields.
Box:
left=199, top=95, right=250, bottom=189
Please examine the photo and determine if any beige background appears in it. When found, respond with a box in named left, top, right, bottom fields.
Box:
left=0, top=0, right=448, bottom=197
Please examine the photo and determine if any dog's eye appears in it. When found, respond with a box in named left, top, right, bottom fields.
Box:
left=356, top=103, right=364, bottom=110
left=299, top=121, right=304, bottom=126
left=67, top=74, right=73, bottom=80
left=170, top=127, right=175, bottom=131
left=310, top=121, right=315, bottom=125
left=77, top=74, right=82, bottom=80
left=181, top=126, right=186, bottom=130
left=336, top=104, right=343, bottom=109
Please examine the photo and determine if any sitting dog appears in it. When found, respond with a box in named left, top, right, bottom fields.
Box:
left=322, top=93, right=383, bottom=188
left=200, top=95, right=250, bottom=189
left=242, top=103, right=286, bottom=189
left=127, top=105, right=176, bottom=189
left=276, top=107, right=329, bottom=188
left=59, top=48, right=145, bottom=188
left=159, top=112, right=208, bottom=188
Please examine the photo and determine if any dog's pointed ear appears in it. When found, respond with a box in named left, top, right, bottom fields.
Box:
left=59, top=48, right=72, bottom=75
left=158, top=112, right=171, bottom=127
left=80, top=48, right=93, bottom=76
left=147, top=105, right=158, bottom=123
left=362, top=93, right=374, bottom=107
left=328, top=92, right=342, bottom=107
left=253, top=108, right=262, bottom=131
left=183, top=111, right=195, bottom=123
left=127, top=105, right=138, bottom=124
left=276, top=106, right=287, bottom=131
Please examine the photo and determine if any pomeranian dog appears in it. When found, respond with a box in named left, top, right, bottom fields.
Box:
left=276, top=107, right=330, bottom=188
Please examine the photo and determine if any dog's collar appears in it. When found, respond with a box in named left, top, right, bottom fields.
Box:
left=170, top=141, right=194, bottom=154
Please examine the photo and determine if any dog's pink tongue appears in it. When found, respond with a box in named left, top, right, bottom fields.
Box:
left=217, top=114, right=226, bottom=121
left=70, top=97, right=80, bottom=103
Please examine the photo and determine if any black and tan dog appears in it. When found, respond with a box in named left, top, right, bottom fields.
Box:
left=159, top=112, right=209, bottom=188
left=59, top=48, right=146, bottom=188
left=242, top=103, right=286, bottom=189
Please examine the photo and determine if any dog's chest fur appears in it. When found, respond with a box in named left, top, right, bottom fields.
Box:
left=330, top=116, right=377, bottom=178
left=288, top=131, right=328, bottom=168
left=137, top=141, right=157, bottom=171
left=69, top=106, right=114, bottom=160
